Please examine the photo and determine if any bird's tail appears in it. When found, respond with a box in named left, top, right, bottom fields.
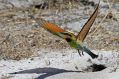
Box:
left=83, top=47, right=98, bottom=59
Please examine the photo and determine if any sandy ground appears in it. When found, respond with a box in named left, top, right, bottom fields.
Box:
left=0, top=0, right=119, bottom=79
left=0, top=49, right=119, bottom=79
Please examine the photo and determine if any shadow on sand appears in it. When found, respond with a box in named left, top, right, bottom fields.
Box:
left=10, top=67, right=82, bottom=79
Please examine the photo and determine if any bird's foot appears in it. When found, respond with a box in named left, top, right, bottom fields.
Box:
left=81, top=51, right=84, bottom=56
left=77, top=50, right=84, bottom=56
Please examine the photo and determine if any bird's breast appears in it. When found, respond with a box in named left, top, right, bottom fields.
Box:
left=68, top=40, right=83, bottom=50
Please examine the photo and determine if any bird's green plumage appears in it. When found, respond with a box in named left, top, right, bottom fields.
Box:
left=67, top=39, right=83, bottom=49
left=66, top=36, right=98, bottom=58
left=57, top=32, right=83, bottom=49
left=57, top=32, right=98, bottom=58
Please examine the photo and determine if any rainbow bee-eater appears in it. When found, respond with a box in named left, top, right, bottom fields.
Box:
left=29, top=1, right=100, bottom=59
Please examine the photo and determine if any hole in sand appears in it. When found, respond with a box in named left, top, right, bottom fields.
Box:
left=87, top=64, right=107, bottom=72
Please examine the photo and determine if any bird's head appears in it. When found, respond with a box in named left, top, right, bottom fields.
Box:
left=57, top=32, right=76, bottom=42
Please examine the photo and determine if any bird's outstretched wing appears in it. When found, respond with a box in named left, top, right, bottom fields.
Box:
left=30, top=16, right=65, bottom=34
left=29, top=16, right=76, bottom=40
left=76, top=1, right=100, bottom=42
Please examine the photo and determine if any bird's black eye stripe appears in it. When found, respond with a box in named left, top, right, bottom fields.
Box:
left=61, top=32, right=72, bottom=42
left=66, top=37, right=71, bottom=42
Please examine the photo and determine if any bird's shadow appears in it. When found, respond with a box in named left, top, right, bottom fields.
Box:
left=10, top=67, right=82, bottom=79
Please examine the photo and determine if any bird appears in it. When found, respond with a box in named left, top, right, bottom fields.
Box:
left=29, top=1, right=100, bottom=59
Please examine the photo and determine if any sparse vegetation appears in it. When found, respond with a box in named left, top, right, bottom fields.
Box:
left=0, top=0, right=119, bottom=60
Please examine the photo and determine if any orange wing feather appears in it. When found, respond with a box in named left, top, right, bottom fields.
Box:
left=43, top=20, right=65, bottom=33
left=30, top=16, right=65, bottom=33
left=76, top=1, right=100, bottom=42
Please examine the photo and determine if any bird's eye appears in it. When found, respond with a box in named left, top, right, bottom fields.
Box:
left=66, top=37, right=71, bottom=42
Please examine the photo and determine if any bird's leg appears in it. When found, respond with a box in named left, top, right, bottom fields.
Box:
left=81, top=47, right=85, bottom=56
left=82, top=51, right=84, bottom=56
left=77, top=49, right=81, bottom=56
